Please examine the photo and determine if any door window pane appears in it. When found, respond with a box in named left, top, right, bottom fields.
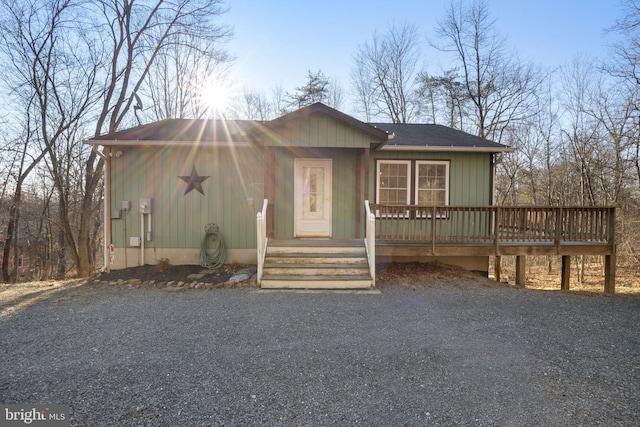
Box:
left=303, top=167, right=324, bottom=219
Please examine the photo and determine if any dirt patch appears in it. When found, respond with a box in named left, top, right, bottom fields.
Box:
left=376, top=261, right=505, bottom=289
left=95, top=264, right=241, bottom=284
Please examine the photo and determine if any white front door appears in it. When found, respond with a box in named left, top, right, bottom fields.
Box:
left=294, top=159, right=332, bottom=237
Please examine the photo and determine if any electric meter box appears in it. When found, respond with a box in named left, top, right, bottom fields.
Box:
left=139, top=198, right=152, bottom=214
left=129, top=236, right=141, bottom=247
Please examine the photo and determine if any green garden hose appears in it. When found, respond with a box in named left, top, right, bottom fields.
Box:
left=200, top=223, right=225, bottom=269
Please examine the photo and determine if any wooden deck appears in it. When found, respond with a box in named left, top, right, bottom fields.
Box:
left=369, top=204, right=616, bottom=293
left=257, top=201, right=617, bottom=293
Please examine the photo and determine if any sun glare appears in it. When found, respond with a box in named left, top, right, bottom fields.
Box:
left=201, top=79, right=231, bottom=116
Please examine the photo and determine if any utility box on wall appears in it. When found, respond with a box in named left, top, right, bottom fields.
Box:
left=139, top=198, right=152, bottom=214
left=130, top=236, right=141, bottom=247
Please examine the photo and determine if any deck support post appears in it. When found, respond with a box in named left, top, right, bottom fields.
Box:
left=561, top=255, right=571, bottom=290
left=604, top=254, right=616, bottom=294
left=495, top=256, right=501, bottom=282
left=515, top=256, right=526, bottom=287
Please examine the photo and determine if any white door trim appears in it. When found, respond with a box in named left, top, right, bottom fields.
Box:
left=294, top=158, right=332, bottom=237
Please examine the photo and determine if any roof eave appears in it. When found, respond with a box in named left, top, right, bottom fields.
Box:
left=379, top=145, right=514, bottom=153
left=83, top=139, right=254, bottom=147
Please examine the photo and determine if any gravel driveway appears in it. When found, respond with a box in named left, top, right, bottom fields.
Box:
left=1, top=281, right=639, bottom=426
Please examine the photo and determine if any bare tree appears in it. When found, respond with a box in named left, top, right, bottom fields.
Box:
left=144, top=30, right=232, bottom=120
left=81, top=0, right=231, bottom=276
left=0, top=0, right=98, bottom=282
left=352, top=22, right=421, bottom=123
left=415, top=69, right=469, bottom=128
left=350, top=62, right=377, bottom=122
left=0, top=0, right=233, bottom=278
left=271, top=83, right=288, bottom=117
left=560, top=56, right=602, bottom=207
left=234, top=89, right=274, bottom=121
left=607, top=0, right=640, bottom=89
left=326, top=76, right=345, bottom=111
left=433, top=0, right=543, bottom=142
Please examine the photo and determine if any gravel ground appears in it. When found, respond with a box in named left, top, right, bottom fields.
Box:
left=1, top=279, right=639, bottom=426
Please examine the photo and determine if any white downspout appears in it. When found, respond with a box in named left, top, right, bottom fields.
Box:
left=140, top=212, right=145, bottom=265
left=147, top=213, right=152, bottom=241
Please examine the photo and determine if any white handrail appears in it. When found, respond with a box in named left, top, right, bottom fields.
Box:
left=256, top=199, right=269, bottom=284
left=364, top=200, right=376, bottom=285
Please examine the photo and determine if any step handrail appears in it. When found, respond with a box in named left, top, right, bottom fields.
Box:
left=365, top=200, right=376, bottom=285
left=256, top=199, right=269, bottom=284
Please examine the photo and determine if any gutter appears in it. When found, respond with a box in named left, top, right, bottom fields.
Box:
left=379, top=144, right=515, bottom=153
left=83, top=139, right=253, bottom=147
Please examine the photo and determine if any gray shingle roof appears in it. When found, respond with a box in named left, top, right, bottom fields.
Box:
left=370, top=123, right=511, bottom=152
left=86, top=105, right=511, bottom=153
left=90, top=119, right=259, bottom=142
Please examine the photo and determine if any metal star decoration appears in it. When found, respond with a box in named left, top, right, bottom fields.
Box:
left=178, top=165, right=210, bottom=195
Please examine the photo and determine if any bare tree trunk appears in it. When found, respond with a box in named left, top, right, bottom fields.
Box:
left=2, top=203, right=18, bottom=283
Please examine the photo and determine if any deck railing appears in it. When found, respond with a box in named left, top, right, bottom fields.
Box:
left=369, top=204, right=615, bottom=247
left=256, top=199, right=269, bottom=284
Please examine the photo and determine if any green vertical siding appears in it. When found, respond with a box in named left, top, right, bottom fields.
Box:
left=272, top=148, right=359, bottom=239
left=109, top=144, right=263, bottom=251
left=266, top=116, right=378, bottom=148
left=109, top=139, right=493, bottom=251
left=369, top=151, right=491, bottom=206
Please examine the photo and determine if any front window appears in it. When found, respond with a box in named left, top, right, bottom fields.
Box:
left=376, top=160, right=411, bottom=205
left=376, top=159, right=450, bottom=213
left=416, top=161, right=449, bottom=205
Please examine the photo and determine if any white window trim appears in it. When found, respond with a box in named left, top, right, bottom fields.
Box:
left=376, top=160, right=411, bottom=217
left=415, top=160, right=450, bottom=219
left=415, top=160, right=450, bottom=205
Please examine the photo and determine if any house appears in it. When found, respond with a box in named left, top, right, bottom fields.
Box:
left=86, top=103, right=616, bottom=291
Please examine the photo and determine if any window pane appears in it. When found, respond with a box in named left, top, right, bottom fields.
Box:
left=378, top=161, right=409, bottom=204
left=302, top=167, right=324, bottom=219
left=417, top=161, right=448, bottom=205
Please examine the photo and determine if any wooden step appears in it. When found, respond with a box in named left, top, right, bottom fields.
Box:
left=264, top=254, right=368, bottom=264
left=259, top=239, right=374, bottom=289
left=263, top=263, right=370, bottom=276
left=266, top=245, right=366, bottom=255
left=260, top=275, right=373, bottom=289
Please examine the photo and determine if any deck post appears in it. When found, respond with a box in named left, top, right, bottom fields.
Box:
left=431, top=205, right=437, bottom=255
left=515, top=256, right=526, bottom=287
left=555, top=207, right=563, bottom=253
left=604, top=254, right=616, bottom=294
left=561, top=255, right=571, bottom=290
left=495, top=256, right=501, bottom=282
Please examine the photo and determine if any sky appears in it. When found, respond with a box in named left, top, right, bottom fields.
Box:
left=224, top=0, right=625, bottom=115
